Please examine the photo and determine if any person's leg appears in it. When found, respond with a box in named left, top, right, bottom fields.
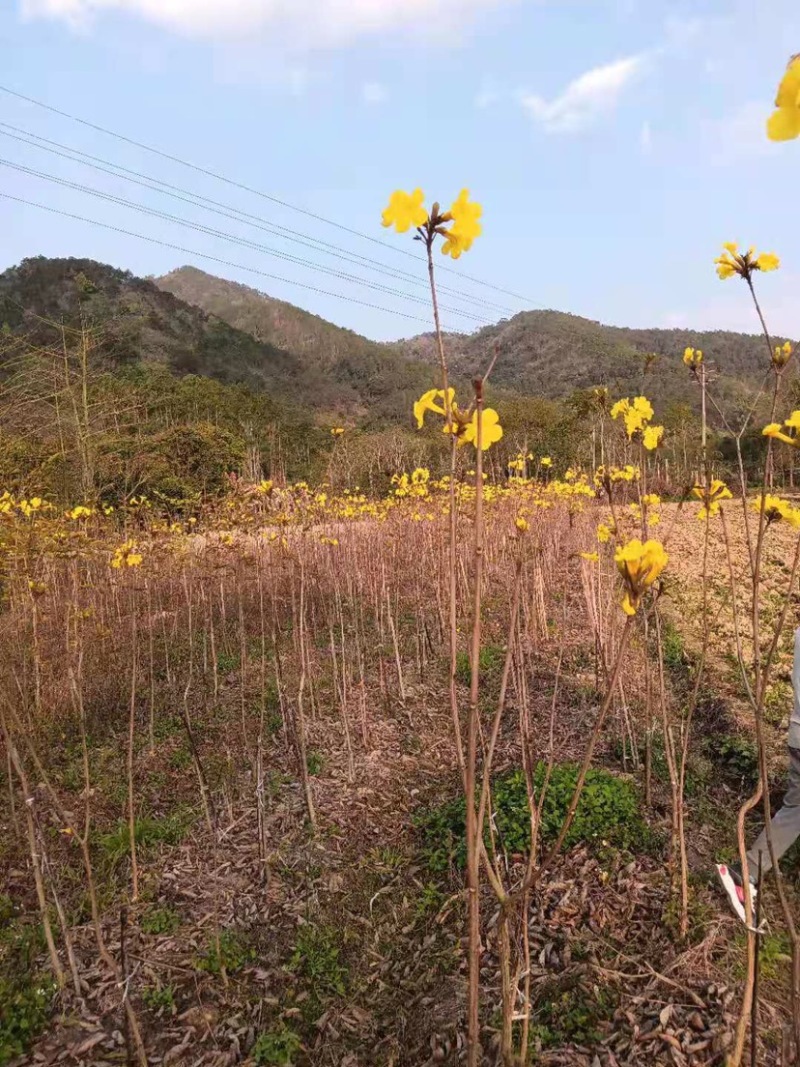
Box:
left=746, top=747, right=800, bottom=876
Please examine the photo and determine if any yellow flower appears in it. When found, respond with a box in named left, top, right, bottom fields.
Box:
left=440, top=228, right=468, bottom=260
left=413, top=387, right=454, bottom=429
left=67, top=505, right=93, bottom=520
left=580, top=551, right=599, bottom=563
left=715, top=243, right=780, bottom=281
left=683, top=347, right=703, bottom=367
left=767, top=56, right=800, bottom=142
left=773, top=341, right=793, bottom=369
left=756, top=252, right=780, bottom=272
left=597, top=522, right=613, bottom=543
left=462, top=408, right=503, bottom=451
left=540, top=457, right=552, bottom=468
left=331, top=427, right=345, bottom=437
left=515, top=516, right=529, bottom=534
left=692, top=478, right=732, bottom=519
left=441, top=188, right=482, bottom=259
left=615, top=538, right=668, bottom=616
left=381, top=188, right=428, bottom=233
left=762, top=411, right=800, bottom=447
left=642, top=425, right=664, bottom=451
left=755, top=494, right=800, bottom=527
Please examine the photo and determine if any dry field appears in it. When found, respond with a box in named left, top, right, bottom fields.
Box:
left=0, top=484, right=797, bottom=1066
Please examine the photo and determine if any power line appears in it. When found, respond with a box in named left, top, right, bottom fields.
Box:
left=0, top=121, right=516, bottom=317
left=0, top=191, right=472, bottom=330
left=0, top=157, right=492, bottom=325
left=0, top=82, right=533, bottom=305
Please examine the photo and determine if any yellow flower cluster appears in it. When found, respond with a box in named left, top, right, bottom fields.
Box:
left=111, top=540, right=144, bottom=569
left=715, top=243, right=780, bottom=281
left=683, top=347, right=703, bottom=367
left=331, top=427, right=345, bottom=437
left=440, top=189, right=483, bottom=260
left=595, top=464, right=639, bottom=489
left=0, top=493, right=56, bottom=519
left=382, top=188, right=482, bottom=260
left=767, top=56, right=800, bottom=142
left=692, top=479, right=733, bottom=520
left=615, top=539, right=668, bottom=616
left=392, top=468, right=431, bottom=498
left=763, top=411, right=800, bottom=447
left=508, top=451, right=534, bottom=474
left=609, top=396, right=664, bottom=450
left=773, top=342, right=793, bottom=370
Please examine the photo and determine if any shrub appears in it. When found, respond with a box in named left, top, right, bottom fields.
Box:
left=660, top=619, right=687, bottom=675
left=417, top=763, right=656, bottom=872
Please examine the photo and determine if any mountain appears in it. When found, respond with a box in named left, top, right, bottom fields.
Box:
left=154, top=266, right=431, bottom=420
left=0, top=257, right=433, bottom=421
left=157, top=266, right=787, bottom=420
left=393, top=311, right=788, bottom=417
left=0, top=256, right=304, bottom=390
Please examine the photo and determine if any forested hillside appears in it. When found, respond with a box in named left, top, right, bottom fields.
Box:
left=395, top=310, right=788, bottom=418
left=0, top=256, right=790, bottom=505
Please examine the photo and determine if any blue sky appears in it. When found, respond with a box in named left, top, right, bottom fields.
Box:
left=1, top=0, right=798, bottom=342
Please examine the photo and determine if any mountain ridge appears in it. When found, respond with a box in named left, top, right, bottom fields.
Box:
left=157, top=265, right=787, bottom=417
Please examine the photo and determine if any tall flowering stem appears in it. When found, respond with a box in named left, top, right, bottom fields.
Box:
left=424, top=237, right=465, bottom=776
left=465, top=378, right=485, bottom=1064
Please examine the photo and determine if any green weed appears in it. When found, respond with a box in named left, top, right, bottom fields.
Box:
left=140, top=905, right=180, bottom=936
left=529, top=978, right=617, bottom=1051
left=197, top=929, right=255, bottom=975
left=141, top=981, right=176, bottom=1013
left=97, top=810, right=193, bottom=864
left=0, top=920, right=54, bottom=1066
left=417, top=763, right=658, bottom=873
left=216, top=649, right=240, bottom=674
left=289, top=925, right=346, bottom=999
left=455, top=645, right=504, bottom=687
left=306, top=750, right=324, bottom=777
left=718, top=735, right=759, bottom=788
left=252, top=1024, right=303, bottom=1065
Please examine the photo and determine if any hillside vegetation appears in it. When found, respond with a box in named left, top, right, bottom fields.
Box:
left=0, top=257, right=790, bottom=506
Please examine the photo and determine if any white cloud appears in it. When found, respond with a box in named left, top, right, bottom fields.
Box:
left=362, top=81, right=388, bottom=105
left=520, top=54, right=648, bottom=134
left=20, top=0, right=512, bottom=46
